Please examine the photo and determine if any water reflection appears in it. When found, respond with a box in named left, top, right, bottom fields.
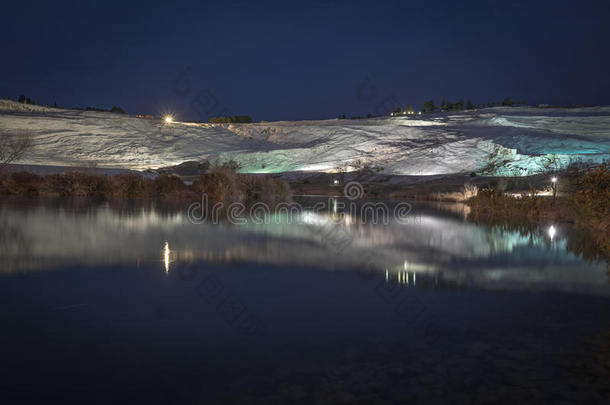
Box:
left=548, top=225, right=557, bottom=241
left=163, top=241, right=171, bottom=273
left=0, top=200, right=608, bottom=296
left=385, top=270, right=423, bottom=286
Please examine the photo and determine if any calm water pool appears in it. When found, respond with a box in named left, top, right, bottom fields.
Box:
left=1, top=199, right=609, bottom=404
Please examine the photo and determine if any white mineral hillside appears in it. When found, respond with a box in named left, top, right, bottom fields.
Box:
left=1, top=99, right=609, bottom=176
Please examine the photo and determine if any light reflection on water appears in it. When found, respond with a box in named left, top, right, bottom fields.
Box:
left=1, top=199, right=610, bottom=404
left=163, top=241, right=171, bottom=273
left=0, top=200, right=607, bottom=295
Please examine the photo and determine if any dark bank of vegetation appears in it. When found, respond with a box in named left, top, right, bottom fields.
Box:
left=84, top=106, right=125, bottom=114
left=421, top=97, right=527, bottom=113
left=338, top=97, right=587, bottom=119
left=0, top=164, right=292, bottom=211
left=6, top=95, right=126, bottom=113
left=209, top=115, right=253, bottom=124
left=338, top=97, right=527, bottom=119
left=17, top=95, right=36, bottom=105
left=466, top=164, right=609, bottom=264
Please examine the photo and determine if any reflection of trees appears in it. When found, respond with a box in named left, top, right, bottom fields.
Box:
left=566, top=227, right=610, bottom=281
left=471, top=217, right=609, bottom=282
left=0, top=214, right=30, bottom=272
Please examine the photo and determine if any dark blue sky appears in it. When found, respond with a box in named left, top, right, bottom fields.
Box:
left=2, top=0, right=609, bottom=121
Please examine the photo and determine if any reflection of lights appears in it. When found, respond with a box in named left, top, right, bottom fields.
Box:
left=301, top=212, right=321, bottom=225
left=163, top=241, right=171, bottom=273
left=300, top=211, right=331, bottom=226
left=385, top=269, right=426, bottom=286
left=343, top=213, right=353, bottom=226
left=548, top=225, right=556, bottom=240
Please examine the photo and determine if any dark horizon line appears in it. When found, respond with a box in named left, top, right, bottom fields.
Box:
left=3, top=96, right=608, bottom=124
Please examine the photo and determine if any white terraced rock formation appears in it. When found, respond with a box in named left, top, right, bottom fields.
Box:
left=1, top=99, right=608, bottom=176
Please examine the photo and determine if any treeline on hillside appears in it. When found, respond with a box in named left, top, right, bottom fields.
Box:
left=209, top=115, right=253, bottom=124
left=421, top=97, right=526, bottom=113
left=337, top=97, right=527, bottom=119
left=84, top=106, right=125, bottom=114
left=17, top=95, right=36, bottom=105
left=338, top=113, right=378, bottom=120
left=7, top=94, right=126, bottom=113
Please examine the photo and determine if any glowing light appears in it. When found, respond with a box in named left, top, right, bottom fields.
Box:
left=300, top=212, right=328, bottom=226
left=333, top=179, right=339, bottom=185
left=164, top=115, right=174, bottom=124
left=548, top=225, right=556, bottom=240
left=551, top=177, right=557, bottom=183
left=163, top=241, right=171, bottom=273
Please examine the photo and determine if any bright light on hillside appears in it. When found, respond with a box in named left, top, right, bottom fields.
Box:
left=164, top=115, right=173, bottom=124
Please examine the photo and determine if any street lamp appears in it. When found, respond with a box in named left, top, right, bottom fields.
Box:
left=551, top=177, right=558, bottom=202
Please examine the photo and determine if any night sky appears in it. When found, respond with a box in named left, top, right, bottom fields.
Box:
left=3, top=0, right=610, bottom=121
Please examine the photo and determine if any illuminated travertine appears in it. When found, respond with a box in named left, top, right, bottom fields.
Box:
left=1, top=100, right=608, bottom=176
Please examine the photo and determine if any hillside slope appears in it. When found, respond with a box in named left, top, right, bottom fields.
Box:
left=1, top=100, right=608, bottom=176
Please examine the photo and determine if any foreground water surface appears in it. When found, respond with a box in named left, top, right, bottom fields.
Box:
left=1, top=199, right=609, bottom=404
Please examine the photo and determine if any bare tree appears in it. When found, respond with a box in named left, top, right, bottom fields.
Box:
left=0, top=131, right=32, bottom=172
